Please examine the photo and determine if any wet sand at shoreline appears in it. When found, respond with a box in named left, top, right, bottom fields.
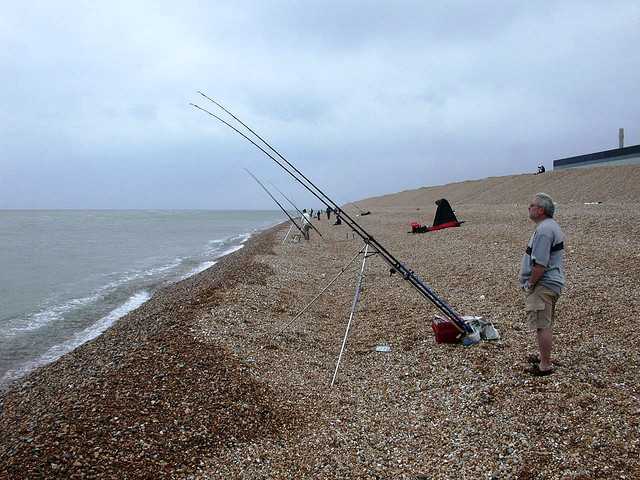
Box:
left=2, top=165, right=640, bottom=479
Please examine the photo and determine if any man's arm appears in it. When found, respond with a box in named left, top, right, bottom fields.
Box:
left=529, top=263, right=545, bottom=286
left=524, top=263, right=546, bottom=291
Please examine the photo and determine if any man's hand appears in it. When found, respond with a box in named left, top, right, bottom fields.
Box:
left=524, top=264, right=546, bottom=293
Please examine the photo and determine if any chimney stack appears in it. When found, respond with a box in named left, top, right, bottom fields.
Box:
left=619, top=128, right=624, bottom=148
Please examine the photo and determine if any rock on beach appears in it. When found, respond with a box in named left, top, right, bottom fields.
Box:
left=1, top=164, right=640, bottom=479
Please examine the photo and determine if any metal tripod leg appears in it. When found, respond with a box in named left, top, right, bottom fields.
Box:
left=271, top=244, right=367, bottom=342
left=331, top=243, right=370, bottom=387
left=282, top=223, right=294, bottom=244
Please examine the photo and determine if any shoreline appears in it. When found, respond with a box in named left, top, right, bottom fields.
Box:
left=0, top=219, right=284, bottom=393
left=1, top=222, right=296, bottom=477
left=2, top=166, right=640, bottom=478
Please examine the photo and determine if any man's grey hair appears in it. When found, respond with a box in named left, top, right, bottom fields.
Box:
left=535, top=192, right=555, bottom=217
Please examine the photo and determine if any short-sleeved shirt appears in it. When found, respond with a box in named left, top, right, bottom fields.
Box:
left=519, top=218, right=566, bottom=294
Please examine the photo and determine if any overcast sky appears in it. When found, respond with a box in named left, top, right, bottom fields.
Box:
left=1, top=1, right=639, bottom=209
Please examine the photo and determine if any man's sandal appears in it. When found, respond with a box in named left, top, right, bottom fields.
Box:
left=526, top=354, right=562, bottom=366
left=525, top=364, right=554, bottom=377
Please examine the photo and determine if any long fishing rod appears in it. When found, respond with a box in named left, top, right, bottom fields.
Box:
left=192, top=98, right=472, bottom=334
left=192, top=100, right=468, bottom=333
left=194, top=99, right=469, bottom=333
left=197, top=93, right=343, bottom=217
left=198, top=93, right=369, bottom=241
left=244, top=168, right=305, bottom=238
left=193, top=102, right=340, bottom=234
left=196, top=94, right=374, bottom=244
left=269, top=182, right=323, bottom=239
left=192, top=103, right=329, bottom=205
left=192, top=102, right=380, bottom=264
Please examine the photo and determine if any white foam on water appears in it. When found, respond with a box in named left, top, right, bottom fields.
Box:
left=7, top=291, right=103, bottom=336
left=115, top=257, right=183, bottom=284
left=219, top=244, right=245, bottom=257
left=180, top=261, right=217, bottom=280
left=5, top=257, right=182, bottom=336
left=205, top=232, right=251, bottom=257
left=141, top=257, right=183, bottom=277
left=180, top=232, right=254, bottom=281
left=1, top=291, right=151, bottom=385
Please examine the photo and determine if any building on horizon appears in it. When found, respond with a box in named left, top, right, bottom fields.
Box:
left=553, top=144, right=640, bottom=170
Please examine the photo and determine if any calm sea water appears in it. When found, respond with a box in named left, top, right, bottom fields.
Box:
left=0, top=210, right=283, bottom=387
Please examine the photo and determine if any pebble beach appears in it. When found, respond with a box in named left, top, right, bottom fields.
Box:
left=1, top=164, right=639, bottom=479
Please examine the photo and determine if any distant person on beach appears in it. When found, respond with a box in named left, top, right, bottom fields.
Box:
left=535, top=164, right=546, bottom=174
left=519, top=193, right=565, bottom=376
left=301, top=209, right=312, bottom=240
left=326, top=207, right=331, bottom=220
left=334, top=212, right=342, bottom=225
left=316, top=210, right=321, bottom=220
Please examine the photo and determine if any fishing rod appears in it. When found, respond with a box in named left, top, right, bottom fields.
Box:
left=193, top=98, right=470, bottom=333
left=192, top=102, right=338, bottom=233
left=196, top=92, right=372, bottom=241
left=192, top=97, right=472, bottom=334
left=269, top=182, right=323, bottom=239
left=244, top=168, right=305, bottom=239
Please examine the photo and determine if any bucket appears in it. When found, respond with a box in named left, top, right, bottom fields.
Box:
left=431, top=316, right=463, bottom=343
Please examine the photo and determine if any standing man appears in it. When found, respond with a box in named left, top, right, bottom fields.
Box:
left=519, top=193, right=565, bottom=376
left=301, top=209, right=312, bottom=241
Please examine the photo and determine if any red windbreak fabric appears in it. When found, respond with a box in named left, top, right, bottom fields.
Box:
left=426, top=220, right=461, bottom=232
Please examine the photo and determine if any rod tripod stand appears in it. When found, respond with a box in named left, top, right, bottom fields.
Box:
left=272, top=241, right=379, bottom=387
left=281, top=221, right=298, bottom=244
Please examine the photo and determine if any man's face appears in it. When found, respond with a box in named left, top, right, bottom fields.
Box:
left=528, top=198, right=544, bottom=221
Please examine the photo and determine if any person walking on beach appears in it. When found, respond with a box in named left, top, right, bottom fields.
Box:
left=519, top=193, right=565, bottom=376
left=301, top=209, right=312, bottom=240
left=326, top=207, right=331, bottom=220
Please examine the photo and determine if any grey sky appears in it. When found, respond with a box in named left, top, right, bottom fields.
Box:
left=1, top=1, right=639, bottom=209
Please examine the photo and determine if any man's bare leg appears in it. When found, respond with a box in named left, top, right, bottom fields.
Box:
left=536, top=328, right=553, bottom=371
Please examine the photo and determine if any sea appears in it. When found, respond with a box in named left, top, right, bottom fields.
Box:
left=0, top=210, right=284, bottom=388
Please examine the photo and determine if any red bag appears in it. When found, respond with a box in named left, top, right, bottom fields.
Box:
left=431, top=316, right=462, bottom=343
